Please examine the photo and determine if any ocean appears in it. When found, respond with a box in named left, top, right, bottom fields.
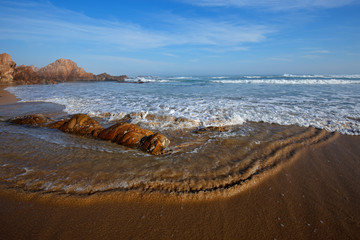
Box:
left=6, top=74, right=360, bottom=135
left=1, top=74, right=359, bottom=195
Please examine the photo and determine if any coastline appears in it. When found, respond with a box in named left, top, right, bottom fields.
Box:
left=0, top=133, right=359, bottom=239
left=0, top=85, right=18, bottom=105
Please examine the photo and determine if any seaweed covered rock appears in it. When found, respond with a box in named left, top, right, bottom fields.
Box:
left=10, top=114, right=50, bottom=127
left=57, top=114, right=104, bottom=136
left=139, top=133, right=171, bottom=155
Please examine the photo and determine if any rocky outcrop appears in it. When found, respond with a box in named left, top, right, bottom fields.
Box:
left=56, top=114, right=104, bottom=137
left=0, top=53, right=127, bottom=85
left=94, top=73, right=127, bottom=82
left=37, top=58, right=94, bottom=82
left=0, top=53, right=16, bottom=83
left=9, top=114, right=170, bottom=155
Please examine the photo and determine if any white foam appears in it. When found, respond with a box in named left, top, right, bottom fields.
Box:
left=211, top=79, right=360, bottom=84
left=283, top=74, right=360, bottom=79
left=7, top=80, right=360, bottom=135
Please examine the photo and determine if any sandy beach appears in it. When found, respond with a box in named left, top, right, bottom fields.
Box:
left=0, top=87, right=359, bottom=239
left=0, top=86, right=18, bottom=105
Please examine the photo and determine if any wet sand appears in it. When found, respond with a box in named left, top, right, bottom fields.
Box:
left=0, top=88, right=359, bottom=239
left=0, top=86, right=18, bottom=105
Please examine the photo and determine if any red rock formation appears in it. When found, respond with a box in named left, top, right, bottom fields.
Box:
left=57, top=114, right=104, bottom=137
left=0, top=53, right=16, bottom=83
left=9, top=113, right=171, bottom=155
left=1, top=53, right=128, bottom=85
left=13, top=65, right=45, bottom=85
left=37, top=58, right=94, bottom=82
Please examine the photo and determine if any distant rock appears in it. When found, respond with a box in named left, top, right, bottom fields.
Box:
left=0, top=53, right=128, bottom=85
left=94, top=73, right=127, bottom=82
left=37, top=58, right=94, bottom=82
left=0, top=53, right=16, bottom=83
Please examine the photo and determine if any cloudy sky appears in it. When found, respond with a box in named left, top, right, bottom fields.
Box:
left=0, top=0, right=359, bottom=75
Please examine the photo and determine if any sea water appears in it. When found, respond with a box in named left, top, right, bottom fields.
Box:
left=6, top=74, right=360, bottom=135
left=1, top=74, right=359, bottom=195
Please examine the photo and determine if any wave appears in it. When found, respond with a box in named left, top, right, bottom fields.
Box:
left=211, top=79, right=360, bottom=85
left=125, top=76, right=173, bottom=83
left=283, top=74, right=360, bottom=79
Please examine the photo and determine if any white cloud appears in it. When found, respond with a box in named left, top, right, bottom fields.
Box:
left=182, top=0, right=356, bottom=10
left=0, top=1, right=272, bottom=51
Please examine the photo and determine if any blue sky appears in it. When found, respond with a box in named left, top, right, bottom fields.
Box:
left=0, top=0, right=359, bottom=76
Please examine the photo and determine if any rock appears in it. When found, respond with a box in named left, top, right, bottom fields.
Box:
left=46, top=120, right=66, bottom=129
left=37, top=58, right=94, bottom=82
left=1, top=53, right=128, bottom=85
left=13, top=65, right=42, bottom=85
left=58, top=114, right=104, bottom=136
left=118, top=131, right=149, bottom=148
left=94, top=73, right=128, bottom=82
left=8, top=112, right=171, bottom=155
left=0, top=53, right=16, bottom=83
left=98, top=122, right=153, bottom=142
left=10, top=114, right=50, bottom=127
left=139, top=133, right=171, bottom=155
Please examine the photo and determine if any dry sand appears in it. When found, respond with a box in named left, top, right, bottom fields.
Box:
left=0, top=88, right=359, bottom=239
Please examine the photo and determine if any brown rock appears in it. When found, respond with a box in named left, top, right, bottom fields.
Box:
left=98, top=122, right=153, bottom=142
left=13, top=65, right=42, bottom=85
left=46, top=120, right=66, bottom=129
left=58, top=114, right=103, bottom=136
left=10, top=114, right=50, bottom=127
left=0, top=53, right=16, bottom=83
left=37, top=58, right=94, bottom=82
left=139, top=133, right=171, bottom=155
left=118, top=131, right=148, bottom=148
left=94, top=73, right=127, bottom=82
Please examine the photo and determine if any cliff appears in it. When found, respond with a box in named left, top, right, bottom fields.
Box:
left=0, top=53, right=127, bottom=85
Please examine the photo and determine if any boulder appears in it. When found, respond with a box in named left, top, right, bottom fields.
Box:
left=139, top=133, right=171, bottom=155
left=10, top=114, right=50, bottom=127
left=57, top=114, right=104, bottom=136
left=98, top=122, right=153, bottom=142
left=0, top=53, right=16, bottom=83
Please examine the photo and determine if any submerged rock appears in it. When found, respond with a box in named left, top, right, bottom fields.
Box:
left=10, top=114, right=50, bottom=127
left=57, top=114, right=104, bottom=137
left=193, top=126, right=230, bottom=134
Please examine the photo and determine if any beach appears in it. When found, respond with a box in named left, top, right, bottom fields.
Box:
left=0, top=86, right=359, bottom=239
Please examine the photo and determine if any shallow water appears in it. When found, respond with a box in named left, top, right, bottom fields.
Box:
left=0, top=102, right=333, bottom=195
left=2, top=74, right=357, bottom=195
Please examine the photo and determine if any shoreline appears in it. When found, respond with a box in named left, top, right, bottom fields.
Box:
left=0, top=133, right=359, bottom=239
left=0, top=85, right=18, bottom=105
left=1, top=83, right=359, bottom=239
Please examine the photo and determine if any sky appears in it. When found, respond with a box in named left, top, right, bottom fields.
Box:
left=0, top=0, right=359, bottom=76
